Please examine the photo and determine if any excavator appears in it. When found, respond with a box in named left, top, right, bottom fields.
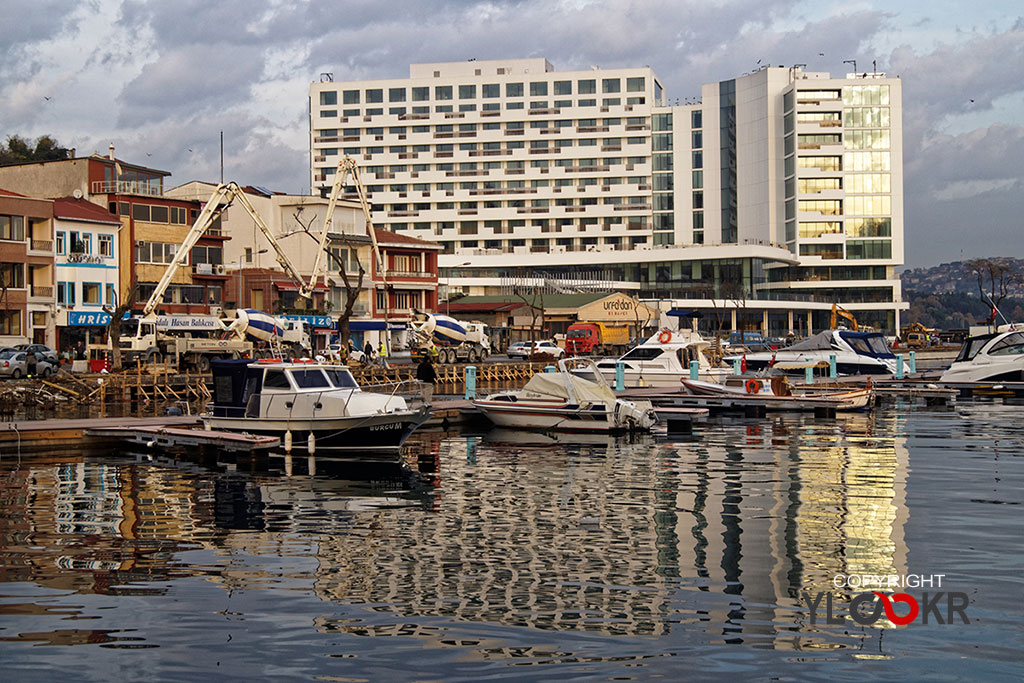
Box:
left=830, top=303, right=859, bottom=331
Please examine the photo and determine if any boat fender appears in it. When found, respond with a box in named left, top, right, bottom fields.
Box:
left=284, top=430, right=293, bottom=453
left=307, top=432, right=316, bottom=455
left=745, top=379, right=763, bottom=394
left=658, top=330, right=672, bottom=344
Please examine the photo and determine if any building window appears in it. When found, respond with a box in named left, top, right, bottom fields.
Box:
left=626, top=77, right=645, bottom=92
left=482, top=83, right=499, bottom=98
left=389, top=87, right=406, bottom=102
left=342, top=89, right=359, bottom=104
left=0, top=262, right=24, bottom=288
left=506, top=82, right=523, bottom=97
left=319, top=91, right=337, bottom=106
left=57, top=281, right=74, bottom=305
left=98, top=234, right=113, bottom=257
left=106, top=283, right=117, bottom=305
left=82, top=282, right=101, bottom=305
left=136, top=241, right=179, bottom=265
left=0, top=214, right=25, bottom=241
left=55, top=231, right=66, bottom=254
left=0, top=310, right=20, bottom=336
left=602, top=78, right=621, bottom=93
left=366, top=88, right=383, bottom=103
left=530, top=81, right=548, bottom=96
left=435, top=85, right=452, bottom=100
left=412, top=86, right=429, bottom=101
left=459, top=84, right=476, bottom=99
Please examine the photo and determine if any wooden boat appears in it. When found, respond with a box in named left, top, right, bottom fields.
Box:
left=681, top=376, right=872, bottom=412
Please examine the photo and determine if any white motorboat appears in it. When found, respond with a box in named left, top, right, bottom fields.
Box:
left=725, top=330, right=909, bottom=376
left=591, top=329, right=731, bottom=388
left=202, top=358, right=430, bottom=456
left=473, top=358, right=657, bottom=433
left=940, top=324, right=1024, bottom=383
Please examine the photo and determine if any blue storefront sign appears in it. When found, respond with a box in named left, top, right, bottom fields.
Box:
left=281, top=314, right=336, bottom=330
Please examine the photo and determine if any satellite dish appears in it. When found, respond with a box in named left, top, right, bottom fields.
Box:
left=72, top=189, right=83, bottom=199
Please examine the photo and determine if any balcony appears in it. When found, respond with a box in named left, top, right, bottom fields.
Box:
left=30, top=285, right=54, bottom=298
left=29, top=239, right=53, bottom=252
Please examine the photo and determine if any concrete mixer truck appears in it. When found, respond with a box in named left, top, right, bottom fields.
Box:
left=225, top=309, right=311, bottom=358
left=409, top=313, right=491, bottom=365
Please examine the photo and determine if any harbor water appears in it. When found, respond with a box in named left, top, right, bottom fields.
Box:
left=1, top=399, right=1022, bottom=680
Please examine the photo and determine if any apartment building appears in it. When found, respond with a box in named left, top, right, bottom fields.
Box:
left=0, top=189, right=55, bottom=347
left=309, top=60, right=905, bottom=334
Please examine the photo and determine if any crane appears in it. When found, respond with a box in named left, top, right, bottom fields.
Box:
left=142, top=182, right=330, bottom=318
left=315, top=155, right=386, bottom=288
left=830, top=303, right=859, bottom=331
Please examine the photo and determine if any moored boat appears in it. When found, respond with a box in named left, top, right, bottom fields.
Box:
left=473, top=358, right=657, bottom=432
left=591, top=329, right=731, bottom=388
left=940, top=324, right=1024, bottom=383
left=202, top=358, right=430, bottom=457
left=725, top=330, right=908, bottom=376
left=681, top=375, right=872, bottom=411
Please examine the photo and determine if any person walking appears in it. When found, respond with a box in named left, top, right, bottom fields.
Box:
left=363, top=340, right=373, bottom=364
left=379, top=339, right=389, bottom=368
left=25, top=350, right=38, bottom=379
left=416, top=354, right=437, bottom=405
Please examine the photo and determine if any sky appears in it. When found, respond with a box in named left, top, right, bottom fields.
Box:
left=1, top=0, right=1021, bottom=269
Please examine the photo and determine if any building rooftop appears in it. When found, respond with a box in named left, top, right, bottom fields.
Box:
left=53, top=197, right=122, bottom=225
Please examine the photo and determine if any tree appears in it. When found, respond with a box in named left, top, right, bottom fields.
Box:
left=291, top=208, right=365, bottom=345
left=0, top=134, right=72, bottom=165
left=967, top=258, right=1022, bottom=323
left=104, top=283, right=139, bottom=372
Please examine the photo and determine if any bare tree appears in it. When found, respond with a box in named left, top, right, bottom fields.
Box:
left=292, top=209, right=365, bottom=345
left=512, top=281, right=545, bottom=357
left=103, top=283, right=138, bottom=372
left=968, top=258, right=1022, bottom=322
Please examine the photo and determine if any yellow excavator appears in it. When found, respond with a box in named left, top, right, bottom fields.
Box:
left=830, top=304, right=858, bottom=331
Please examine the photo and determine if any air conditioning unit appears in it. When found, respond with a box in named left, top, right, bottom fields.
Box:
left=636, top=244, right=652, bottom=251
left=214, top=264, right=226, bottom=275
left=135, top=240, right=145, bottom=247
left=551, top=244, right=566, bottom=253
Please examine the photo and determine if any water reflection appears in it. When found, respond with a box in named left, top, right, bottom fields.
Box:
left=6, top=404, right=1016, bottom=678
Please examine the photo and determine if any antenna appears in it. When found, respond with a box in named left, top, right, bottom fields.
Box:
left=843, top=59, right=857, bottom=74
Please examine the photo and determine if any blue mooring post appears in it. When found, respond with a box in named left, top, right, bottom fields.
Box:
left=615, top=361, right=625, bottom=390
left=465, top=366, right=477, bottom=399
left=689, top=359, right=699, bottom=380
left=829, top=353, right=837, bottom=378
left=895, top=354, right=905, bottom=379
left=909, top=351, right=917, bottom=373
left=733, top=358, right=742, bottom=375
left=805, top=365, right=814, bottom=385
left=545, top=365, right=556, bottom=373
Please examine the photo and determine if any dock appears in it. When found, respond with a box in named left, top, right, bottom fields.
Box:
left=84, top=425, right=280, bottom=453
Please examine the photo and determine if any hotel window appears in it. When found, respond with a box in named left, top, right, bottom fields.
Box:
left=602, top=78, right=621, bottom=93
left=799, top=222, right=843, bottom=238
left=506, top=82, right=523, bottom=97
left=342, top=90, right=359, bottom=104
left=389, top=87, right=406, bottom=102
left=411, top=87, right=429, bottom=101
left=366, top=88, right=383, bottom=103
left=554, top=80, right=572, bottom=95
left=578, top=79, right=596, bottom=94
left=846, top=239, right=892, bottom=260
left=798, top=199, right=843, bottom=215
left=98, top=234, right=113, bottom=257
left=626, top=77, right=645, bottom=92
left=459, top=84, right=476, bottom=99
left=319, top=91, right=337, bottom=106
left=799, top=244, right=844, bottom=259
left=0, top=214, right=25, bottom=241
left=530, top=81, right=548, bottom=96
left=482, top=83, right=500, bottom=98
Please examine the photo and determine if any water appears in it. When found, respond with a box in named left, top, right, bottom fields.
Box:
left=1, top=401, right=1022, bottom=681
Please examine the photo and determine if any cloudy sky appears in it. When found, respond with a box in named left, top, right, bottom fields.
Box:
left=2, top=0, right=1021, bottom=268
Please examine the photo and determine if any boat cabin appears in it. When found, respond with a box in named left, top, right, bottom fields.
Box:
left=209, top=359, right=359, bottom=418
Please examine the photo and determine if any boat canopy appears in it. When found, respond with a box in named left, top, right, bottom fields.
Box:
left=523, top=371, right=616, bottom=405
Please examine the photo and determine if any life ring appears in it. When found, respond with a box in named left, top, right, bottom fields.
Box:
left=745, top=379, right=763, bottom=394
left=658, top=330, right=672, bottom=344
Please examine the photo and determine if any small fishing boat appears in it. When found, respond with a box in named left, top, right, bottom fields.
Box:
left=473, top=358, right=657, bottom=432
left=202, top=358, right=430, bottom=457
left=681, top=375, right=872, bottom=411
left=591, top=329, right=731, bottom=388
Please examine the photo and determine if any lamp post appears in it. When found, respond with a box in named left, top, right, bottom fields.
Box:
left=235, top=249, right=268, bottom=309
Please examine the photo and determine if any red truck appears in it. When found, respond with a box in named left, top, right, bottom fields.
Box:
left=565, top=322, right=632, bottom=356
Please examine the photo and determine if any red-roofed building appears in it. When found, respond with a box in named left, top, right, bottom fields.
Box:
left=0, top=188, right=54, bottom=346
left=370, top=228, right=441, bottom=321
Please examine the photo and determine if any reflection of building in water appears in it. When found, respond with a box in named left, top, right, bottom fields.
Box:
left=309, top=423, right=908, bottom=646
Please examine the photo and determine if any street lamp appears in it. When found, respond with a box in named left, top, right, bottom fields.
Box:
left=444, top=261, right=472, bottom=316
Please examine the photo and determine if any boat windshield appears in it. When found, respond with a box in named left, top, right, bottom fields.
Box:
left=838, top=331, right=894, bottom=357
left=988, top=332, right=1024, bottom=356
left=289, top=368, right=331, bottom=388
left=955, top=334, right=998, bottom=363
left=324, top=368, right=359, bottom=388
left=621, top=346, right=664, bottom=361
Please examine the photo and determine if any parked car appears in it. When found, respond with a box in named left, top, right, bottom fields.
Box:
left=507, top=340, right=565, bottom=360
left=0, top=350, right=58, bottom=379
left=14, top=343, right=58, bottom=362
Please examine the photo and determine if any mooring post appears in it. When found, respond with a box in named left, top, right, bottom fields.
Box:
left=909, top=351, right=916, bottom=373
left=896, top=354, right=904, bottom=379
left=805, top=365, right=814, bottom=385
left=733, top=358, right=742, bottom=375
left=689, top=359, right=699, bottom=380
left=465, top=365, right=477, bottom=399
left=545, top=365, right=556, bottom=373
left=829, top=354, right=837, bottom=378
left=616, top=361, right=625, bottom=390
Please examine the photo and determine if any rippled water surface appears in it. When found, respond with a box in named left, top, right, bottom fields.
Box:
left=1, top=400, right=1022, bottom=681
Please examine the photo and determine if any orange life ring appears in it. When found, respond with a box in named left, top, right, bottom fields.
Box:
left=745, top=379, right=763, bottom=394
left=658, top=330, right=672, bottom=344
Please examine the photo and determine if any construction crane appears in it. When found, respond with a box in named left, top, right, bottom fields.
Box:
left=142, top=183, right=329, bottom=318
left=315, top=155, right=386, bottom=290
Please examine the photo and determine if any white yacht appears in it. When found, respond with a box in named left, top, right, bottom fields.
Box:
left=473, top=358, right=657, bottom=433
left=203, top=359, right=430, bottom=456
left=591, top=329, right=730, bottom=388
left=725, top=330, right=909, bottom=376
left=940, top=324, right=1024, bottom=383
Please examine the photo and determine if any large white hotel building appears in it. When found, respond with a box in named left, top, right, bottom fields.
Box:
left=309, top=58, right=904, bottom=333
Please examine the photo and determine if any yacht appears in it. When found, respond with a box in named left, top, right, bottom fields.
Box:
left=473, top=358, right=657, bottom=433
left=940, top=324, right=1024, bottom=383
left=202, top=359, right=430, bottom=456
left=591, top=329, right=730, bottom=388
left=725, top=330, right=909, bottom=376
